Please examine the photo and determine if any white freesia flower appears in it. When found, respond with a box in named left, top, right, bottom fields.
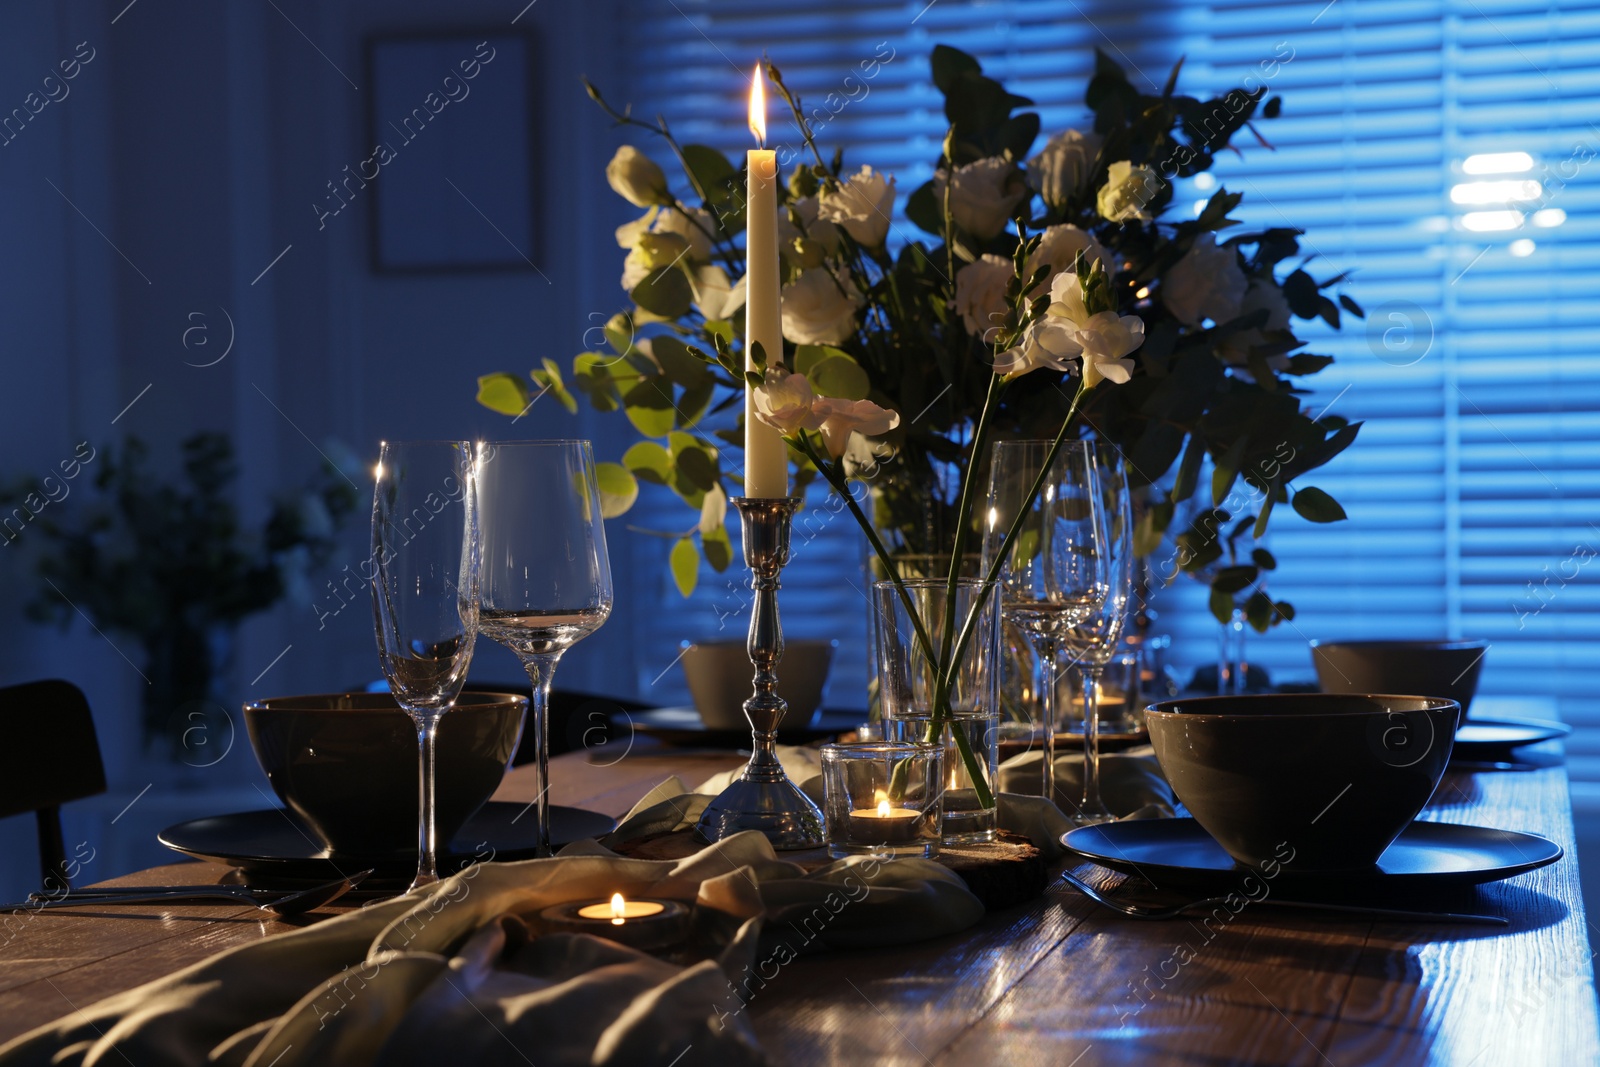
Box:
left=933, top=157, right=1026, bottom=240
left=1096, top=160, right=1160, bottom=223
left=1027, top=129, right=1103, bottom=209
left=752, top=368, right=817, bottom=434
left=1033, top=271, right=1145, bottom=385
left=1218, top=280, right=1293, bottom=370
left=953, top=254, right=1014, bottom=340
left=615, top=207, right=659, bottom=249
left=651, top=205, right=716, bottom=262
left=780, top=269, right=862, bottom=346
left=842, top=429, right=895, bottom=480
left=778, top=196, right=842, bottom=267
left=605, top=145, right=672, bottom=208
left=689, top=265, right=747, bottom=321
left=1075, top=311, right=1144, bottom=387
left=1046, top=270, right=1092, bottom=326
left=994, top=317, right=1082, bottom=379
left=620, top=246, right=651, bottom=291
left=818, top=165, right=896, bottom=247
left=698, top=483, right=728, bottom=536
left=1162, top=234, right=1245, bottom=327
left=808, top=397, right=901, bottom=458
left=1025, top=225, right=1108, bottom=295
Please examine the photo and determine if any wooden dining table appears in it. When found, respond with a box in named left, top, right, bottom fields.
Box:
left=1, top=736, right=1596, bottom=1065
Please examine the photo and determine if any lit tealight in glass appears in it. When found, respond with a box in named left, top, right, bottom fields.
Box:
left=821, top=743, right=943, bottom=859
left=576, top=893, right=666, bottom=925
left=540, top=893, right=688, bottom=952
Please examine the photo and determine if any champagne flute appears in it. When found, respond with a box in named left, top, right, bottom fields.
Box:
left=984, top=440, right=1109, bottom=812
left=371, top=440, right=480, bottom=890
left=475, top=440, right=613, bottom=857
left=1061, top=443, right=1133, bottom=825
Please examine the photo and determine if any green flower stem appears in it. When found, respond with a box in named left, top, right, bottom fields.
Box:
left=941, top=380, right=1095, bottom=703
left=931, top=369, right=1004, bottom=713
left=792, top=432, right=994, bottom=809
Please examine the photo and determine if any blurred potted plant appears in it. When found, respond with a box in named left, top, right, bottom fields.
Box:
left=1, top=432, right=361, bottom=756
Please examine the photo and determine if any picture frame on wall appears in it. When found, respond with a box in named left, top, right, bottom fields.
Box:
left=363, top=31, right=538, bottom=274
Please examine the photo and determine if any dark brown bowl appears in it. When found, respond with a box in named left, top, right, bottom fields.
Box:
left=244, top=691, right=526, bottom=857
left=1311, top=639, right=1487, bottom=717
left=1146, top=693, right=1460, bottom=871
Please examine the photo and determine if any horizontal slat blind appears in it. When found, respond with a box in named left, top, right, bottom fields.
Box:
left=620, top=0, right=1600, bottom=771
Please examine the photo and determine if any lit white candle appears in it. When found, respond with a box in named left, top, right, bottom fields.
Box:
left=743, top=65, right=789, bottom=499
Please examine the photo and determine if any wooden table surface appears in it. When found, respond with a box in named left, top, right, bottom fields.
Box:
left=2, top=739, right=1596, bottom=1066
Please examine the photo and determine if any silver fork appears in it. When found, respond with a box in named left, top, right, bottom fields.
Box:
left=1060, top=869, right=1508, bottom=926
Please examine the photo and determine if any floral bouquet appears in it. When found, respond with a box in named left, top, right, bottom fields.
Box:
left=477, top=45, right=1365, bottom=799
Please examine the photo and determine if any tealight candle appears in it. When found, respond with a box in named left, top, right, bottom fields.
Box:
left=847, top=797, right=923, bottom=844
left=821, top=743, right=943, bottom=859
left=539, top=893, right=689, bottom=952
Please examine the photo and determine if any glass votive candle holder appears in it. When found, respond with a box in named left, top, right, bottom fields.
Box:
left=820, top=742, right=943, bottom=859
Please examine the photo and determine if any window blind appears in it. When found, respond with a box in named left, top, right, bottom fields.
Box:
left=618, top=0, right=1600, bottom=786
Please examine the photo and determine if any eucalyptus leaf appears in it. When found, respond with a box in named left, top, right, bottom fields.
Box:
left=669, top=537, right=699, bottom=597
left=594, top=462, right=638, bottom=518
left=807, top=356, right=871, bottom=400
left=622, top=441, right=673, bottom=485
left=475, top=373, right=528, bottom=417
left=1291, top=486, right=1347, bottom=523
left=702, top=525, right=733, bottom=572
left=631, top=267, right=693, bottom=319
left=622, top=378, right=676, bottom=438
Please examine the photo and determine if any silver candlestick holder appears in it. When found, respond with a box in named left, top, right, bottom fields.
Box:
left=695, top=496, right=825, bottom=850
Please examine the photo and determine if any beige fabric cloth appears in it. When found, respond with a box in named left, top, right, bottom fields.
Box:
left=0, top=826, right=985, bottom=1067
left=998, top=744, right=1176, bottom=828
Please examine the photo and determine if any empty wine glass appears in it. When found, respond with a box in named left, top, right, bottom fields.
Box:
left=475, top=440, right=614, bottom=856
left=1060, top=442, right=1133, bottom=824
left=371, top=440, right=480, bottom=890
left=984, top=440, right=1108, bottom=812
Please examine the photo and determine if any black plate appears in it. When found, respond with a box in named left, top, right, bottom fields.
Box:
left=1062, top=817, right=1561, bottom=891
left=159, top=802, right=616, bottom=879
left=621, top=706, right=866, bottom=748
left=1454, top=716, right=1572, bottom=756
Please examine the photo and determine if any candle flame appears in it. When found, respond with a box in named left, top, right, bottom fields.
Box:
left=610, top=892, right=626, bottom=925
left=877, top=799, right=892, bottom=818
left=748, top=65, right=766, bottom=146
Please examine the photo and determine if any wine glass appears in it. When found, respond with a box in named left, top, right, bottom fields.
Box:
left=371, top=440, right=480, bottom=890
left=1060, top=442, right=1134, bottom=824
left=984, top=440, right=1109, bottom=814
left=475, top=440, right=614, bottom=857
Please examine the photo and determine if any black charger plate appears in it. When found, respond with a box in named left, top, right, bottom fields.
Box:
left=1453, top=716, right=1572, bottom=758
left=1062, top=817, right=1561, bottom=892
left=159, top=802, right=615, bottom=880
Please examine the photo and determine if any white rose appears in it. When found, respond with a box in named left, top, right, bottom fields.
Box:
left=1097, top=160, right=1160, bottom=223
left=778, top=196, right=841, bottom=267
left=818, top=165, right=896, bottom=247
left=752, top=369, right=816, bottom=434
left=1218, top=281, right=1293, bottom=370
left=698, top=483, right=728, bottom=536
left=808, top=397, right=901, bottom=458
left=780, top=269, right=861, bottom=346
left=1027, top=129, right=1103, bottom=209
left=605, top=145, right=672, bottom=208
left=651, top=205, right=716, bottom=262
left=933, top=157, right=1026, bottom=240
left=689, top=265, right=747, bottom=321
left=1076, top=311, right=1144, bottom=386
left=994, top=317, right=1081, bottom=379
left=953, top=255, right=1014, bottom=340
left=1025, top=224, right=1108, bottom=295
left=1162, top=234, right=1245, bottom=327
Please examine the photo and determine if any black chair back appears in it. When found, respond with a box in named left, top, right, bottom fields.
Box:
left=0, top=679, right=107, bottom=892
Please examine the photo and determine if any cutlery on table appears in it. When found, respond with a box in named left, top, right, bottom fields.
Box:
left=7, top=869, right=372, bottom=917
left=1060, top=869, right=1508, bottom=926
